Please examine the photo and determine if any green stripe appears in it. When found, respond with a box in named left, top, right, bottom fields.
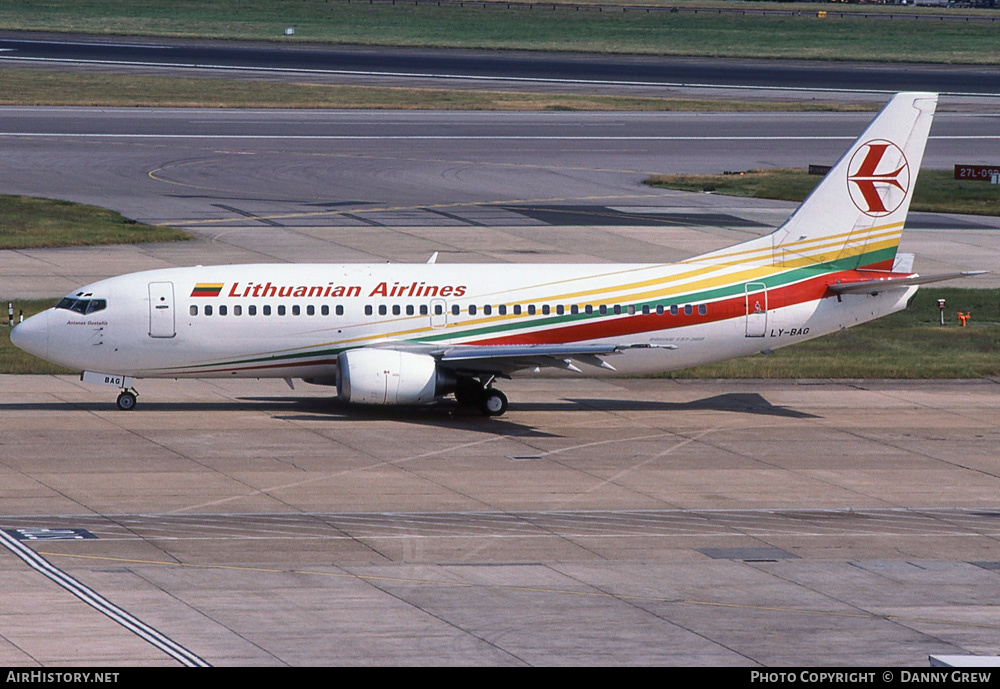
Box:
left=414, top=248, right=897, bottom=344
left=164, top=246, right=896, bottom=371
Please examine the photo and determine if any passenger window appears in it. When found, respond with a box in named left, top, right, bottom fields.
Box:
left=585, top=305, right=592, bottom=315
left=378, top=305, right=387, bottom=316
left=483, top=305, right=492, bottom=316
left=292, top=305, right=300, bottom=316
left=614, top=305, right=622, bottom=315
left=420, top=305, right=428, bottom=316
left=263, top=305, right=271, bottom=316
left=336, top=305, right=343, bottom=316
left=699, top=304, right=707, bottom=315
left=365, top=305, right=373, bottom=316
left=556, top=305, right=564, bottom=315
left=656, top=305, right=664, bottom=315
left=670, top=305, right=678, bottom=316
left=599, top=305, right=608, bottom=315
left=307, top=305, right=314, bottom=316
left=434, top=304, right=443, bottom=316
left=684, top=305, right=693, bottom=316
left=542, top=305, right=550, bottom=315
left=320, top=305, right=328, bottom=316
left=513, top=305, right=522, bottom=315
left=249, top=305, right=257, bottom=316
left=406, top=305, right=414, bottom=316
left=219, top=305, right=227, bottom=316
left=527, top=305, right=536, bottom=315
left=234, top=305, right=242, bottom=316
left=392, top=305, right=401, bottom=316
left=278, top=305, right=286, bottom=316
left=469, top=305, right=477, bottom=316
left=190, top=305, right=198, bottom=316
left=205, top=305, right=213, bottom=316
left=641, top=305, right=649, bottom=315
left=451, top=305, right=460, bottom=316
left=499, top=305, right=507, bottom=315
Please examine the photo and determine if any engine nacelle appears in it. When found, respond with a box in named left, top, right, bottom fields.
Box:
left=337, top=349, right=453, bottom=405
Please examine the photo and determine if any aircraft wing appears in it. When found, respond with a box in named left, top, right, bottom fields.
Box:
left=432, top=343, right=676, bottom=376
left=828, top=271, right=987, bottom=296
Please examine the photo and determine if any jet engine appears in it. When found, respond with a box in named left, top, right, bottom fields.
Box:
left=337, top=349, right=454, bottom=405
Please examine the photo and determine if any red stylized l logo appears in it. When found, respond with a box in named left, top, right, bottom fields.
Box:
left=847, top=140, right=909, bottom=217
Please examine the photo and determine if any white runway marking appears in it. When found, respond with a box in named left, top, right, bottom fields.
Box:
left=0, top=529, right=210, bottom=667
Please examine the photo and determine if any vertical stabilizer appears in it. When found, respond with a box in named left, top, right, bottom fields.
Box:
left=769, top=92, right=937, bottom=271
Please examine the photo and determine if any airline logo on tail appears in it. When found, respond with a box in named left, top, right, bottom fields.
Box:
left=847, top=139, right=910, bottom=217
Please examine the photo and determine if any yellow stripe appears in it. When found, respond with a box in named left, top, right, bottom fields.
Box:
left=233, top=225, right=904, bottom=355
left=686, top=222, right=903, bottom=265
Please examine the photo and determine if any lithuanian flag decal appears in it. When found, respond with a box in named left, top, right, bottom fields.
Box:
left=191, top=283, right=224, bottom=298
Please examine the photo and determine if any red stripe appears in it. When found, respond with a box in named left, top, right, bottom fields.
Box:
left=466, top=268, right=911, bottom=346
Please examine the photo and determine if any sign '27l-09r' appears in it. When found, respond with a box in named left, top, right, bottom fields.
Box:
left=954, top=164, right=1000, bottom=181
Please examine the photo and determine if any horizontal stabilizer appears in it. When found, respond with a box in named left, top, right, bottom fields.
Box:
left=828, top=271, right=987, bottom=295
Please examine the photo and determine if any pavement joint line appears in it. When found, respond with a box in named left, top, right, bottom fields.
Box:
left=32, top=550, right=1000, bottom=631
left=165, top=433, right=507, bottom=514
left=160, top=192, right=672, bottom=227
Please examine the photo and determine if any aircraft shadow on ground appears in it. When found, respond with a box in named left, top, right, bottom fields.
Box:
left=558, top=393, right=819, bottom=419
left=262, top=397, right=559, bottom=437
left=251, top=391, right=817, bottom=424
left=0, top=392, right=816, bottom=433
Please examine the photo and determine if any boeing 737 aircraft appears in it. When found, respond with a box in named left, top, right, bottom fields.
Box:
left=11, top=92, right=976, bottom=415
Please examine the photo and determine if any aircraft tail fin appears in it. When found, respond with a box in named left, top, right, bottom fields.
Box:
left=689, top=93, right=938, bottom=272
left=768, top=92, right=937, bottom=271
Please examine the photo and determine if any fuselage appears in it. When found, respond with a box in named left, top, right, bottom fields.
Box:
left=13, top=259, right=916, bottom=381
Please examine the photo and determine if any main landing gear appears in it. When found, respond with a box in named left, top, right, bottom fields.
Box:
left=116, top=388, right=138, bottom=411
left=455, top=375, right=508, bottom=417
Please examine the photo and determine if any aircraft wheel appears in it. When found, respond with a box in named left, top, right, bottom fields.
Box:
left=116, top=390, right=137, bottom=411
left=480, top=389, right=508, bottom=417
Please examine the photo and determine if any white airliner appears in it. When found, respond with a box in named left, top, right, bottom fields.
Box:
left=10, top=92, right=977, bottom=415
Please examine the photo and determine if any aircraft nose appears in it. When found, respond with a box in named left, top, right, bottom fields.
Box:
left=10, top=309, right=49, bottom=360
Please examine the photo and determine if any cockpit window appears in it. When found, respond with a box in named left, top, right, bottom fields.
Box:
left=56, top=298, right=107, bottom=315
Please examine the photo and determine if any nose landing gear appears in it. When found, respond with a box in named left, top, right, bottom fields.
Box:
left=116, top=388, right=138, bottom=411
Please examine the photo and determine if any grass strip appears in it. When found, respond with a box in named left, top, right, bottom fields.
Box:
left=0, top=0, right=997, bottom=64
left=3, top=288, right=998, bottom=377
left=0, top=195, right=189, bottom=250
left=660, top=288, right=1000, bottom=379
left=0, top=69, right=879, bottom=111
left=646, top=169, right=1000, bottom=218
